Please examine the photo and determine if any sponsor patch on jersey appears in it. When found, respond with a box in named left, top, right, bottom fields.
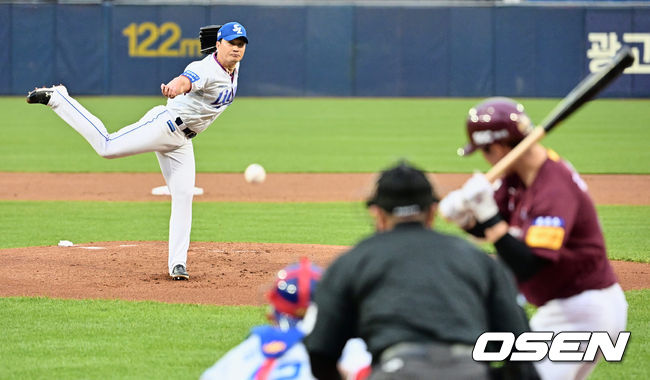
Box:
left=182, top=70, right=200, bottom=83
left=262, top=340, right=287, bottom=355
left=525, top=216, right=565, bottom=250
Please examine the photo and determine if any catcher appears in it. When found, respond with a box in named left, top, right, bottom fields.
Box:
left=200, top=258, right=372, bottom=380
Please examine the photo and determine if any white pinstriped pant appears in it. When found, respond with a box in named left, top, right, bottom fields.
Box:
left=48, top=87, right=195, bottom=274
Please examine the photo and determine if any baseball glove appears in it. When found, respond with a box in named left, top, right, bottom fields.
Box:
left=199, top=24, right=222, bottom=55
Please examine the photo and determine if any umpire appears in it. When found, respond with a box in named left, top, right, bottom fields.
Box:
left=303, top=161, right=537, bottom=380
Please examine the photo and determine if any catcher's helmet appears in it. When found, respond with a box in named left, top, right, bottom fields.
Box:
left=266, top=258, right=322, bottom=328
left=458, top=97, right=533, bottom=156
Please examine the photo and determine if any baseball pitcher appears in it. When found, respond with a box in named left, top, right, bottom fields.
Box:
left=26, top=22, right=248, bottom=280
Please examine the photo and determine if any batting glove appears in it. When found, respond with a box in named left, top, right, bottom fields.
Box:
left=461, top=173, right=501, bottom=226
left=438, top=189, right=474, bottom=229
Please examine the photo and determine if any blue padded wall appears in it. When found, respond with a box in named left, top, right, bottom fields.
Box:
left=4, top=3, right=649, bottom=97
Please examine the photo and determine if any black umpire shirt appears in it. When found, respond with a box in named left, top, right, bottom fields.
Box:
left=304, top=222, right=530, bottom=361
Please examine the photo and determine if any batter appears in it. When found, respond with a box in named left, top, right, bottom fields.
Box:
left=441, top=97, right=628, bottom=380
left=26, top=21, right=249, bottom=280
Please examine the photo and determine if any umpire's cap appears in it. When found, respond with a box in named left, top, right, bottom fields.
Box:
left=366, top=161, right=439, bottom=217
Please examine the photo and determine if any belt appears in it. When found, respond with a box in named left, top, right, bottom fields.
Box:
left=174, top=117, right=196, bottom=139
left=379, top=342, right=474, bottom=363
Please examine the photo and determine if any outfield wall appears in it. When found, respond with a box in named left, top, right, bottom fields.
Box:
left=2, top=3, right=649, bottom=97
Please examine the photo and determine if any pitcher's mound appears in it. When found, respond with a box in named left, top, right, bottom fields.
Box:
left=1, top=241, right=647, bottom=305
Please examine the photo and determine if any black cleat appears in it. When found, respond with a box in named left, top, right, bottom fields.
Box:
left=171, top=264, right=189, bottom=280
left=26, top=87, right=55, bottom=105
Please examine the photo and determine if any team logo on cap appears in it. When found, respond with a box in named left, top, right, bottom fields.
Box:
left=233, top=24, right=243, bottom=34
left=472, top=129, right=509, bottom=145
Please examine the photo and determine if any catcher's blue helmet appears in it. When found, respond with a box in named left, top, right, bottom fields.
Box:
left=267, top=258, right=322, bottom=327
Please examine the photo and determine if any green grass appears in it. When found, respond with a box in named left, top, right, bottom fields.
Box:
left=1, top=97, right=648, bottom=173
left=1, top=95, right=647, bottom=379
left=0, top=201, right=371, bottom=248
left=0, top=291, right=647, bottom=379
left=598, top=205, right=650, bottom=262
left=0, top=297, right=266, bottom=379
left=0, top=201, right=647, bottom=261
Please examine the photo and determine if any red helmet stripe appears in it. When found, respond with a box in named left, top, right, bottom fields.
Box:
left=266, top=258, right=322, bottom=319
left=297, top=257, right=311, bottom=310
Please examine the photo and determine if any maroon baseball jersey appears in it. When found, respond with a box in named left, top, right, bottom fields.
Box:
left=494, top=150, right=617, bottom=306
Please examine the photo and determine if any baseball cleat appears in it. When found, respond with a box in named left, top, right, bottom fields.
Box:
left=171, top=264, right=189, bottom=280
left=26, top=85, right=67, bottom=105
left=26, top=87, right=54, bottom=105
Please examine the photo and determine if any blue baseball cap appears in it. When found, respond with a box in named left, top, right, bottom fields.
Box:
left=217, top=22, right=248, bottom=43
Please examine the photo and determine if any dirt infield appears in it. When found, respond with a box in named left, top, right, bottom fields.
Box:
left=1, top=241, right=648, bottom=305
left=1, top=172, right=648, bottom=204
left=1, top=173, right=648, bottom=305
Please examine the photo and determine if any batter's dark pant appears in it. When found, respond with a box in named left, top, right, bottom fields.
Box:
left=370, top=342, right=489, bottom=380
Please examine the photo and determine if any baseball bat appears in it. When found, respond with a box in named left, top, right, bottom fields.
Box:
left=485, top=46, right=634, bottom=182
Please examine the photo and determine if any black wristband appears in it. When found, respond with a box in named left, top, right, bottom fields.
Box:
left=466, top=223, right=486, bottom=238
left=481, top=214, right=503, bottom=229
left=465, top=213, right=503, bottom=238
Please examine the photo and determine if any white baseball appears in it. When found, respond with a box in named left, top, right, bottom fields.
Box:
left=244, top=163, right=266, bottom=183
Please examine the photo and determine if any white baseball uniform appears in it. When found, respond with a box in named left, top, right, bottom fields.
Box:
left=200, top=325, right=371, bottom=380
left=44, top=52, right=239, bottom=274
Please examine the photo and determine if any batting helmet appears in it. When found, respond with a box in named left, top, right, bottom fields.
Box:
left=458, top=97, right=534, bottom=156
left=266, top=258, right=322, bottom=328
